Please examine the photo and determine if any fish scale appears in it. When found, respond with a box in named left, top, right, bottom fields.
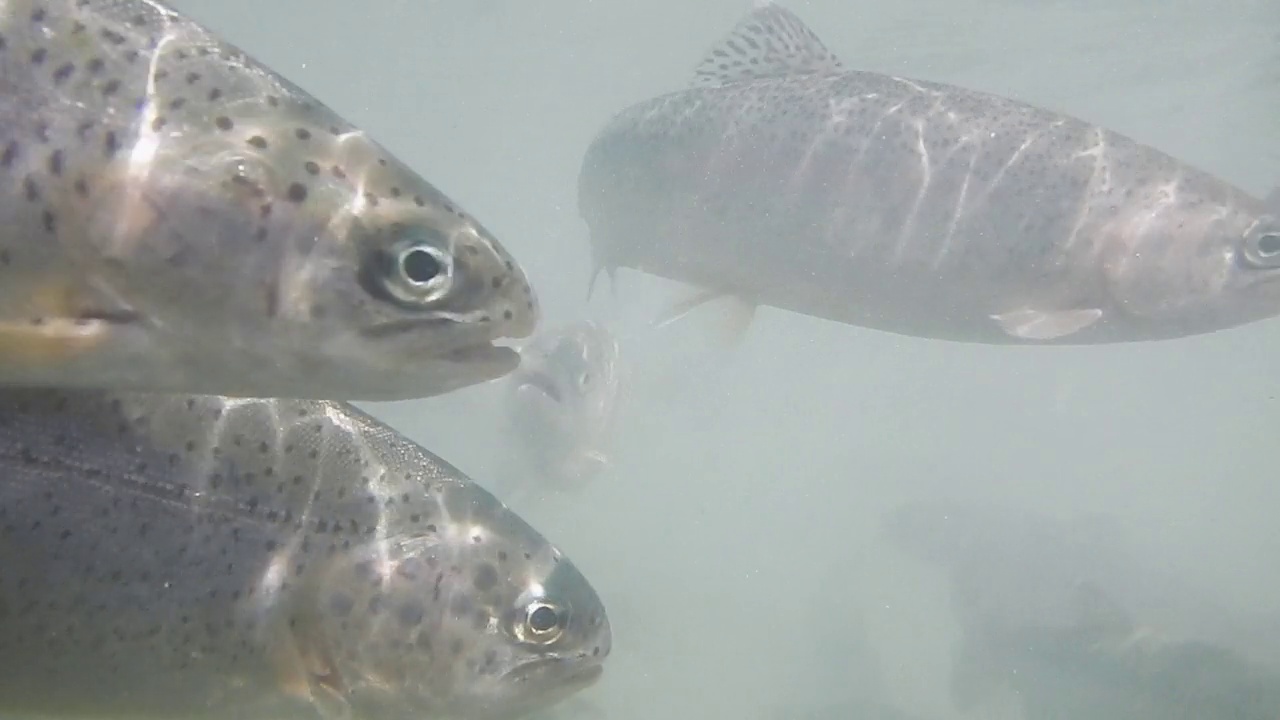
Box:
left=579, top=2, right=1280, bottom=345
left=0, top=389, right=610, bottom=720
left=0, top=0, right=539, bottom=400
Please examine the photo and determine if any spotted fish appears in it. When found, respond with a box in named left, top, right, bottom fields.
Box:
left=501, top=320, right=623, bottom=496
left=579, top=2, right=1280, bottom=345
left=0, top=0, right=538, bottom=400
left=0, top=389, right=609, bottom=720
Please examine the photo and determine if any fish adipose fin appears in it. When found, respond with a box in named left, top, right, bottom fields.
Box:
left=990, top=307, right=1102, bottom=340
left=654, top=289, right=757, bottom=348
left=691, top=2, right=846, bottom=88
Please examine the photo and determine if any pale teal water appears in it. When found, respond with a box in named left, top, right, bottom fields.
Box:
left=174, top=1, right=1280, bottom=717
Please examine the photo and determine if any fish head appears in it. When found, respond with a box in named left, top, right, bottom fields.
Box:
left=1103, top=185, right=1280, bottom=334
left=303, top=480, right=610, bottom=720
left=107, top=93, right=540, bottom=399
left=504, top=321, right=623, bottom=486
left=274, top=128, right=540, bottom=397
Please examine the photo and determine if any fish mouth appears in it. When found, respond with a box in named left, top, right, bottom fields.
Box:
left=442, top=342, right=520, bottom=365
left=503, top=657, right=604, bottom=689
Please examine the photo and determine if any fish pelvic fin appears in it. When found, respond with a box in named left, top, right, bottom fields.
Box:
left=990, top=307, right=1102, bottom=341
left=586, top=254, right=618, bottom=302
left=654, top=288, right=757, bottom=349
left=691, top=2, right=846, bottom=88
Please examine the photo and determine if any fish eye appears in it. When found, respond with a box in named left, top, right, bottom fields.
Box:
left=516, top=601, right=566, bottom=644
left=1256, top=233, right=1280, bottom=257
left=368, top=237, right=454, bottom=306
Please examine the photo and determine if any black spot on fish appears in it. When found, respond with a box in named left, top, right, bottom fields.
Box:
left=22, top=176, right=38, bottom=202
left=246, top=135, right=267, bottom=149
left=52, top=63, right=74, bottom=84
left=214, top=116, right=233, bottom=131
left=331, top=165, right=346, bottom=180
left=102, top=79, right=120, bottom=96
left=414, top=195, right=426, bottom=207
left=1, top=141, right=18, bottom=167
left=207, top=88, right=223, bottom=101
left=41, top=211, right=54, bottom=234
left=103, top=131, right=118, bottom=157
left=168, top=98, right=186, bottom=111
left=286, top=183, right=307, bottom=203
left=73, top=177, right=88, bottom=197
left=473, top=563, right=498, bottom=592
left=397, top=601, right=425, bottom=627
left=47, top=150, right=62, bottom=176
left=29, top=8, right=45, bottom=23
left=295, top=128, right=311, bottom=140
left=303, top=161, right=319, bottom=175
left=328, top=593, right=353, bottom=617
left=185, top=71, right=200, bottom=84
left=29, top=48, right=46, bottom=65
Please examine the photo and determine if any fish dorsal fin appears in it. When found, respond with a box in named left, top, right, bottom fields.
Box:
left=691, top=1, right=845, bottom=88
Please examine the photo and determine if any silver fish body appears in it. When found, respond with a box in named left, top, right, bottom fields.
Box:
left=502, top=321, right=622, bottom=493
left=0, top=389, right=609, bottom=720
left=579, top=2, right=1280, bottom=344
left=0, top=0, right=538, bottom=400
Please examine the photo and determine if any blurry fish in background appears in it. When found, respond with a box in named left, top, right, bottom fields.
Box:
left=947, top=581, right=1280, bottom=720
left=498, top=320, right=624, bottom=500
left=579, top=2, right=1280, bottom=348
left=0, top=0, right=538, bottom=400
left=0, top=389, right=609, bottom=720
left=880, top=498, right=1280, bottom=719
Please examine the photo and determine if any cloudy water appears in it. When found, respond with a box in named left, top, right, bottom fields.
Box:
left=77, top=0, right=1280, bottom=718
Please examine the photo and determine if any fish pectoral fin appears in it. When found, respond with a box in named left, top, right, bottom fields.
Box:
left=990, top=307, right=1102, bottom=340
left=0, top=277, right=143, bottom=364
left=270, top=630, right=352, bottom=720
left=586, top=259, right=618, bottom=302
left=654, top=289, right=757, bottom=348
left=0, top=318, right=114, bottom=363
left=691, top=2, right=845, bottom=88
